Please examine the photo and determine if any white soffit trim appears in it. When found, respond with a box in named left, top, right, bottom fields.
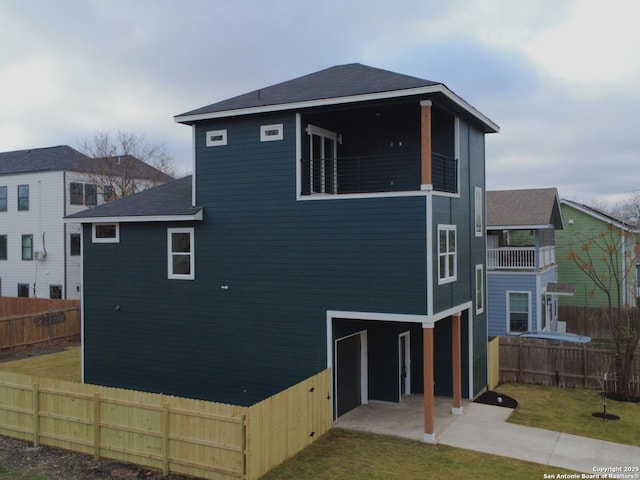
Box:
left=175, top=85, right=500, bottom=133
left=63, top=211, right=203, bottom=224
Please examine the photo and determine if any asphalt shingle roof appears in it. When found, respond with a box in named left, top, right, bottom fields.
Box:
left=67, top=175, right=198, bottom=219
left=487, top=188, right=562, bottom=228
left=0, top=145, right=173, bottom=182
left=176, top=63, right=441, bottom=118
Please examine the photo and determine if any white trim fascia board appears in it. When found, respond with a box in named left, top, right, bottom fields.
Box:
left=486, top=270, right=542, bottom=276
left=426, top=192, right=434, bottom=316
left=192, top=125, right=196, bottom=206
left=327, top=310, right=429, bottom=324
left=175, top=85, right=500, bottom=133
left=487, top=224, right=554, bottom=230
left=561, top=199, right=640, bottom=233
left=327, top=301, right=472, bottom=330
left=63, top=211, right=203, bottom=224
left=297, top=190, right=428, bottom=201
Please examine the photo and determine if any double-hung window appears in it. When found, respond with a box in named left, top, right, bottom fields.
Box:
left=508, top=291, right=530, bottom=333
left=18, top=185, right=29, bottom=211
left=22, top=234, right=33, bottom=260
left=70, top=183, right=84, bottom=205
left=437, top=225, right=457, bottom=284
left=0, top=186, right=7, bottom=212
left=0, top=235, right=7, bottom=260
left=168, top=228, right=194, bottom=280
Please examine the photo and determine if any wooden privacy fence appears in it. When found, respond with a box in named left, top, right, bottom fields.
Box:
left=0, top=297, right=80, bottom=316
left=560, top=305, right=640, bottom=340
left=0, top=369, right=332, bottom=480
left=487, top=336, right=500, bottom=390
left=498, top=336, right=640, bottom=396
left=0, top=304, right=81, bottom=351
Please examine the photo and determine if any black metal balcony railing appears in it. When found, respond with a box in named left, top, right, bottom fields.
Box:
left=300, top=152, right=457, bottom=195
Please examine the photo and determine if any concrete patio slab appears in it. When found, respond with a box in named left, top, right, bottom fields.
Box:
left=334, top=395, right=640, bottom=476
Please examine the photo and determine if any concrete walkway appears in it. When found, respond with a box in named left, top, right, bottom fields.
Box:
left=336, top=396, right=640, bottom=475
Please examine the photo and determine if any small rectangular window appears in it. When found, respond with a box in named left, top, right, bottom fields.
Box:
left=206, top=129, right=227, bottom=147
left=18, top=185, right=29, bottom=211
left=70, top=233, right=81, bottom=256
left=0, top=186, right=7, bottom=212
left=22, top=234, right=33, bottom=260
left=92, top=223, right=119, bottom=243
left=0, top=235, right=6, bottom=260
left=18, top=283, right=29, bottom=297
left=260, top=124, right=283, bottom=142
left=50, top=285, right=62, bottom=299
left=168, top=228, right=194, bottom=280
left=475, top=264, right=484, bottom=314
left=85, top=184, right=97, bottom=206
left=474, top=186, right=483, bottom=237
left=437, top=225, right=457, bottom=284
left=70, top=182, right=83, bottom=205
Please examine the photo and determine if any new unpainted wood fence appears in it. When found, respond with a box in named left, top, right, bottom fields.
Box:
left=498, top=336, right=640, bottom=396
left=0, top=369, right=332, bottom=480
left=0, top=298, right=81, bottom=351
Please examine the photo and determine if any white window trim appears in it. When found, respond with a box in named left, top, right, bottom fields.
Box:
left=506, top=290, right=531, bottom=334
left=437, top=224, right=457, bottom=284
left=168, top=227, right=195, bottom=280
left=260, top=123, right=283, bottom=142
left=475, top=264, right=484, bottom=314
left=206, top=129, right=227, bottom=147
left=474, top=186, right=483, bottom=237
left=92, top=223, right=119, bottom=243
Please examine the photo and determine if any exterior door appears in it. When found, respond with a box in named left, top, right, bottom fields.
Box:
left=308, top=124, right=337, bottom=194
left=399, top=331, right=411, bottom=397
left=336, top=333, right=363, bottom=417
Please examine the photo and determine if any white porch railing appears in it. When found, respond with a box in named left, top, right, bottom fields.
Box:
left=487, top=246, right=555, bottom=270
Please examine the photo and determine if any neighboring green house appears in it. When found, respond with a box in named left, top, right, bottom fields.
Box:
left=556, top=199, right=640, bottom=307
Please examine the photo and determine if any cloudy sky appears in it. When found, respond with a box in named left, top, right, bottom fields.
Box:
left=1, top=0, right=638, bottom=204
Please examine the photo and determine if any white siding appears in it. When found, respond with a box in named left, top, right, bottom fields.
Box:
left=0, top=171, right=66, bottom=298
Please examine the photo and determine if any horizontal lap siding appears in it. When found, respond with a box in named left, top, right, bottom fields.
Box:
left=84, top=112, right=428, bottom=406
left=487, top=272, right=537, bottom=335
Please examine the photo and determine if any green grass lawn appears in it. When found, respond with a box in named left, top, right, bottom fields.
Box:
left=0, top=346, right=81, bottom=382
left=496, top=382, right=640, bottom=446
left=260, top=428, right=570, bottom=480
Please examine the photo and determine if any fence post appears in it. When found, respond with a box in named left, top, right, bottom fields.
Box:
left=93, top=393, right=101, bottom=460
left=583, top=345, right=589, bottom=388
left=162, top=402, right=170, bottom=476
left=517, top=338, right=523, bottom=382
left=32, top=383, right=40, bottom=447
left=241, top=414, right=247, bottom=480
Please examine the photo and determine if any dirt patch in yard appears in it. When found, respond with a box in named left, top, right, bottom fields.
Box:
left=0, top=435, right=197, bottom=479
left=0, top=338, right=80, bottom=364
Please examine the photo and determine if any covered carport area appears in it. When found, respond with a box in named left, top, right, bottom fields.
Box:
left=327, top=304, right=474, bottom=443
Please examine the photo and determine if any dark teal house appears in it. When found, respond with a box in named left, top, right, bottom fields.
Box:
left=68, top=64, right=499, bottom=442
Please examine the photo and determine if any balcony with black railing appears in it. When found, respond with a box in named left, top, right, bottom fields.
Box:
left=300, top=152, right=457, bottom=196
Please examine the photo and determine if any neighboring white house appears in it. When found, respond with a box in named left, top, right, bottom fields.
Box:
left=0, top=145, right=172, bottom=299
